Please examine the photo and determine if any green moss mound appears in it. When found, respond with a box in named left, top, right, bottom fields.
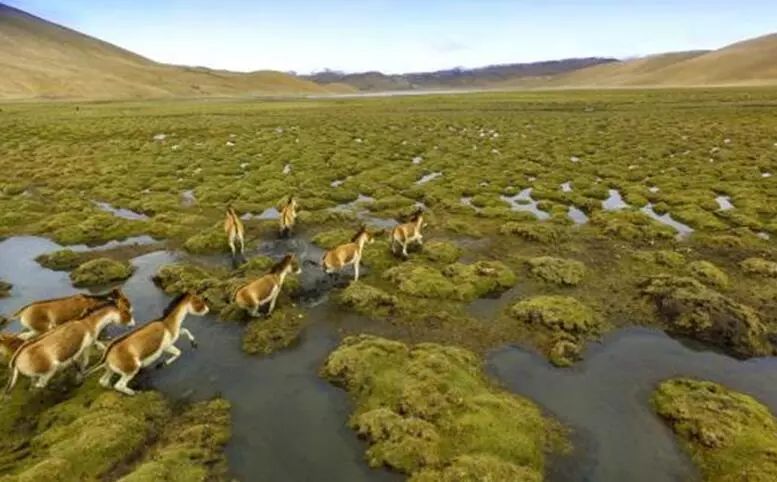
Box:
left=118, top=399, right=231, bottom=482
left=526, top=256, right=586, bottom=286
left=411, top=454, right=541, bottom=482
left=740, top=258, right=777, bottom=278
left=653, top=378, right=777, bottom=482
left=70, top=258, right=134, bottom=287
left=499, top=222, right=566, bottom=244
left=688, top=261, right=729, bottom=289
left=36, top=249, right=82, bottom=271
left=183, top=224, right=228, bottom=254
left=321, top=335, right=566, bottom=479
left=510, top=296, right=602, bottom=336
left=152, top=263, right=234, bottom=313
left=383, top=261, right=516, bottom=301
left=420, top=241, right=462, bottom=264
left=591, top=211, right=675, bottom=243
left=0, top=374, right=231, bottom=482
left=337, top=282, right=401, bottom=318
left=640, top=275, right=772, bottom=358
left=242, top=309, right=304, bottom=356
left=509, top=295, right=603, bottom=366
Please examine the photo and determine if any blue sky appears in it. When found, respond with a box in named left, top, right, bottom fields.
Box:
left=7, top=0, right=777, bottom=74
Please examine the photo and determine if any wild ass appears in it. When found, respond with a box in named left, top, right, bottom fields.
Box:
left=322, top=225, right=375, bottom=282
left=11, top=289, right=131, bottom=340
left=390, top=209, right=425, bottom=257
left=224, top=206, right=246, bottom=258
left=279, top=196, right=299, bottom=237
left=93, top=293, right=209, bottom=396
left=5, top=300, right=134, bottom=394
left=0, top=333, right=24, bottom=361
left=234, top=254, right=301, bottom=317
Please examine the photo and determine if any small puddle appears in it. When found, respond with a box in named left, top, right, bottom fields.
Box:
left=242, top=207, right=281, bottom=221
left=93, top=201, right=149, bottom=221
left=488, top=327, right=777, bottom=482
left=568, top=206, right=589, bottom=225
left=501, top=188, right=550, bottom=220
left=283, top=164, right=292, bottom=175
left=641, top=204, right=694, bottom=238
left=415, top=172, right=442, bottom=185
left=560, top=182, right=572, bottom=193
left=330, top=195, right=397, bottom=229
left=330, top=179, right=346, bottom=188
left=411, top=156, right=423, bottom=165
left=715, top=196, right=734, bottom=211
left=602, top=190, right=629, bottom=211
left=181, top=190, right=197, bottom=207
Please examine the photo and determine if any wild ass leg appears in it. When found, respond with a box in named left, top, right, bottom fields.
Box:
left=113, top=370, right=138, bottom=396
left=228, top=234, right=237, bottom=258
left=402, top=241, right=409, bottom=258
left=99, top=368, right=114, bottom=388
left=238, top=233, right=245, bottom=255
left=268, top=292, right=278, bottom=315
left=180, top=328, right=198, bottom=348
left=354, top=258, right=361, bottom=281
left=75, top=350, right=90, bottom=382
left=164, top=345, right=182, bottom=366
left=34, top=371, right=55, bottom=389
left=17, top=330, right=37, bottom=341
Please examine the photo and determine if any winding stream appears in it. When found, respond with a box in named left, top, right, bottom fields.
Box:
left=2, top=236, right=777, bottom=481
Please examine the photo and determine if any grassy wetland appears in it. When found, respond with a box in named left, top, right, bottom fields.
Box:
left=2, top=88, right=777, bottom=481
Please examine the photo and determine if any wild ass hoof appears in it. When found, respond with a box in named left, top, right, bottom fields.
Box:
left=190, top=340, right=199, bottom=349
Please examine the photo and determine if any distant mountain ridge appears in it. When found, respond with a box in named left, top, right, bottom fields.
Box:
left=305, top=58, right=618, bottom=91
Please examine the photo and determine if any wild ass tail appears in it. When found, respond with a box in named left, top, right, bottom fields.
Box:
left=3, top=366, right=18, bottom=396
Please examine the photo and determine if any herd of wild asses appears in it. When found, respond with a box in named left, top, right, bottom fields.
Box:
left=0, top=196, right=427, bottom=396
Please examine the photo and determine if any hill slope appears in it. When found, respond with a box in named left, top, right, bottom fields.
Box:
left=0, top=3, right=340, bottom=99
left=550, top=34, right=777, bottom=87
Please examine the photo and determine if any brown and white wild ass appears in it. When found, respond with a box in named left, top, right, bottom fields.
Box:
left=224, top=206, right=245, bottom=257
left=321, top=225, right=375, bottom=282
left=390, top=209, right=425, bottom=257
left=93, top=293, right=209, bottom=396
left=5, top=300, right=134, bottom=394
left=12, top=289, right=131, bottom=340
left=279, top=196, right=299, bottom=237
left=234, top=254, right=301, bottom=317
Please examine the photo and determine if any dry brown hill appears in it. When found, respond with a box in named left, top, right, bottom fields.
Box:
left=548, top=33, right=777, bottom=87
left=0, top=3, right=344, bottom=99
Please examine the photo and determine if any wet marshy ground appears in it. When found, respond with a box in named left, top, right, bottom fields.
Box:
left=3, top=234, right=777, bottom=481
left=0, top=235, right=399, bottom=482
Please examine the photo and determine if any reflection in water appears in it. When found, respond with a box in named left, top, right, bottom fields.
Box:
left=415, top=172, right=442, bottom=185
left=601, top=189, right=629, bottom=211
left=501, top=188, right=551, bottom=220
left=242, top=207, right=281, bottom=221
left=331, top=195, right=397, bottom=229
left=0, top=236, right=399, bottom=482
left=715, top=195, right=734, bottom=211
left=489, top=327, right=777, bottom=482
left=568, top=206, right=589, bottom=225
left=640, top=204, right=694, bottom=238
left=93, top=201, right=150, bottom=221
